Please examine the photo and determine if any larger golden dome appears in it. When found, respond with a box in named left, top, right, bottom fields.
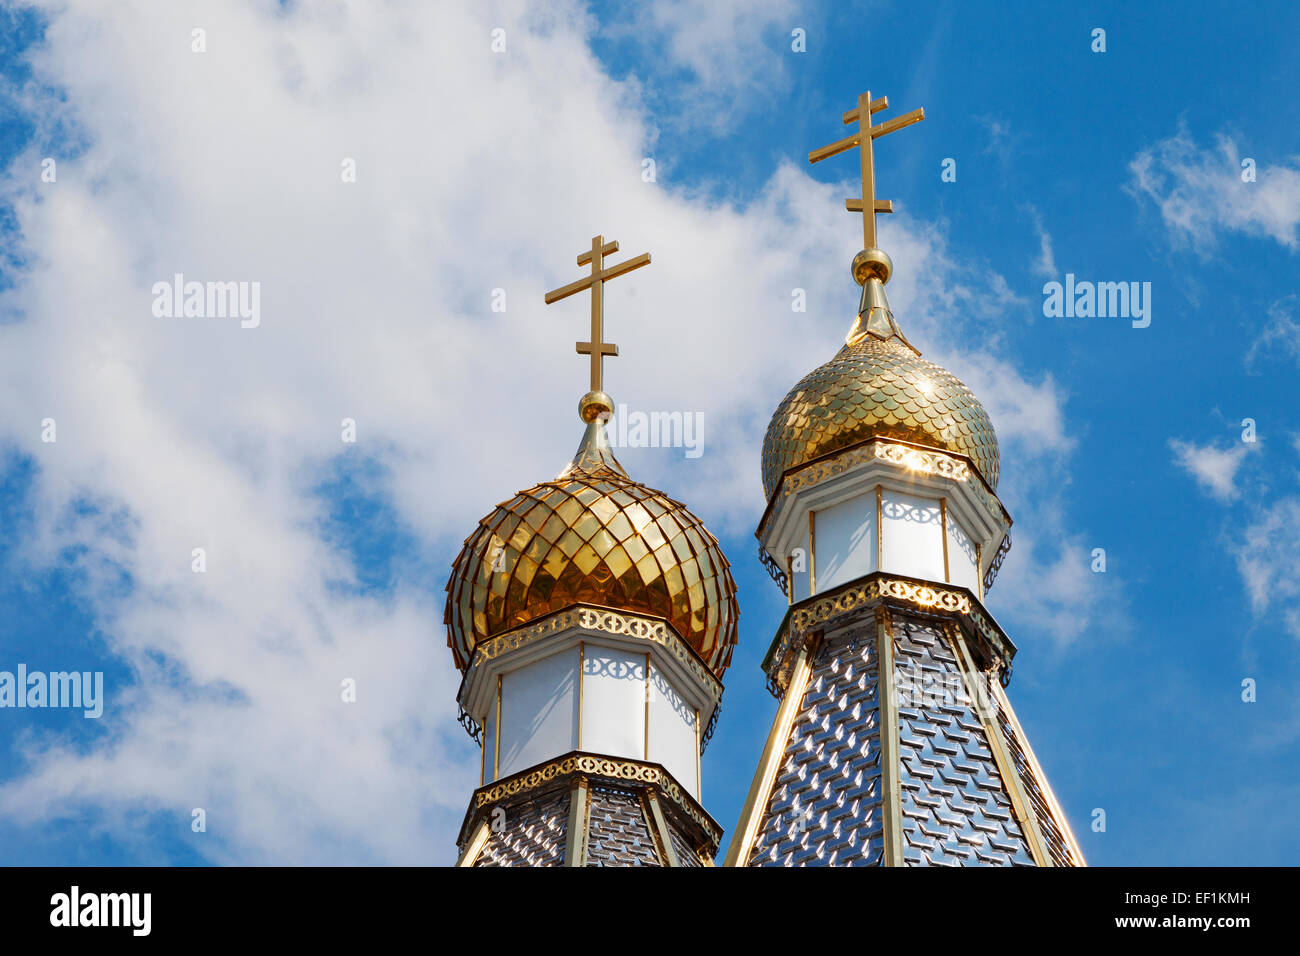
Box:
left=445, top=422, right=739, bottom=677
left=761, top=259, right=999, bottom=499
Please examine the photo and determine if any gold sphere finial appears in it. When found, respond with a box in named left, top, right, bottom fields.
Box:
left=852, top=247, right=892, bottom=286
left=578, top=390, right=614, bottom=423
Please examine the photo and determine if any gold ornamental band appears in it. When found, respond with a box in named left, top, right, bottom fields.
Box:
left=470, top=751, right=722, bottom=849
left=763, top=571, right=1016, bottom=696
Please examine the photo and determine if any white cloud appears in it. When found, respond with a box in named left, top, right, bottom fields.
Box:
left=1247, top=296, right=1300, bottom=367
left=1024, top=204, right=1057, bottom=279
left=608, top=0, right=799, bottom=131
left=1235, top=498, right=1300, bottom=638
left=0, top=0, right=1107, bottom=860
left=1170, top=438, right=1251, bottom=502
left=1128, top=126, right=1300, bottom=250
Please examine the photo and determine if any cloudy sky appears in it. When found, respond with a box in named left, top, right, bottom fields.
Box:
left=1, top=0, right=1297, bottom=865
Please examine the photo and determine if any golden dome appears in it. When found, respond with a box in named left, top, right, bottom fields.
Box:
left=445, top=422, right=740, bottom=677
left=761, top=268, right=999, bottom=499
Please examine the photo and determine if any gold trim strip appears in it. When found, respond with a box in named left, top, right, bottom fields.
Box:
left=946, top=622, right=1051, bottom=866
left=493, top=674, right=502, bottom=780
left=808, top=510, right=817, bottom=596
left=724, top=644, right=815, bottom=867
left=645, top=791, right=681, bottom=867
left=694, top=707, right=702, bottom=800
left=875, top=608, right=904, bottom=867
left=455, top=819, right=490, bottom=867
left=563, top=775, right=590, bottom=867
left=940, top=498, right=951, bottom=583
left=876, top=484, right=884, bottom=571
left=991, top=680, right=1088, bottom=866
left=577, top=641, right=585, bottom=751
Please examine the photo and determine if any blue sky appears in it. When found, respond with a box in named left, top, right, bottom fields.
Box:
left=1, top=0, right=1298, bottom=865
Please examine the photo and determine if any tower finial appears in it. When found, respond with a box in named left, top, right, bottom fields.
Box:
left=544, top=233, right=651, bottom=423
left=809, top=89, right=925, bottom=281
left=810, top=90, right=924, bottom=351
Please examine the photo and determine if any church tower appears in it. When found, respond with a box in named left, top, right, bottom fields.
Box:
left=446, top=236, right=739, bottom=866
left=726, top=91, right=1084, bottom=867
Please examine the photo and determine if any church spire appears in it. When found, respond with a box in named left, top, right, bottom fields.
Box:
left=543, top=233, right=650, bottom=425
left=731, top=86, right=1084, bottom=868
left=446, top=231, right=737, bottom=867
left=809, top=89, right=924, bottom=352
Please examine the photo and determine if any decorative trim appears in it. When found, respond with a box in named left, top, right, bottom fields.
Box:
left=700, top=698, right=721, bottom=754
left=469, top=751, right=722, bottom=850
left=465, top=604, right=723, bottom=705
left=762, top=572, right=1016, bottom=698
left=457, top=704, right=482, bottom=744
left=875, top=607, right=903, bottom=867
left=984, top=532, right=1012, bottom=593
left=757, top=436, right=1010, bottom=543
left=724, top=641, right=816, bottom=867
left=758, top=544, right=789, bottom=596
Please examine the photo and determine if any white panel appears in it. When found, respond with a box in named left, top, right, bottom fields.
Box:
left=882, top=490, right=945, bottom=582
left=647, top=665, right=698, bottom=797
left=788, top=523, right=811, bottom=602
left=580, top=645, right=646, bottom=760
left=814, top=494, right=876, bottom=592
left=946, top=512, right=980, bottom=594
left=498, top=647, right=579, bottom=779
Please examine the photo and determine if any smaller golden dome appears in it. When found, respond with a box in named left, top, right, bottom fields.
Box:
left=761, top=260, right=999, bottom=499
left=445, top=422, right=739, bottom=676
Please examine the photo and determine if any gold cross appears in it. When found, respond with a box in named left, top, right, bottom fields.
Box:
left=810, top=90, right=925, bottom=250
left=543, top=234, right=650, bottom=395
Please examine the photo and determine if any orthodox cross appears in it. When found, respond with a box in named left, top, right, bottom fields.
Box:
left=543, top=234, right=650, bottom=395
left=809, top=90, right=925, bottom=250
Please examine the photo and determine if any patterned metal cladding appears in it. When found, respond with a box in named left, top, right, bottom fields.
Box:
left=445, top=450, right=739, bottom=677
left=585, top=785, right=663, bottom=866
left=741, top=604, right=1081, bottom=867
left=890, top=614, right=1035, bottom=866
left=473, top=785, right=570, bottom=868
left=761, top=335, right=1000, bottom=500
left=666, top=807, right=706, bottom=866
left=747, top=629, right=887, bottom=866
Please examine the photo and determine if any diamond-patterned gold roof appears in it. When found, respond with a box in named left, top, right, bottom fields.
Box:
left=445, top=423, right=739, bottom=677
left=761, top=335, right=999, bottom=500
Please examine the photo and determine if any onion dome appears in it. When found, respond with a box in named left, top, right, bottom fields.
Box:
left=761, top=248, right=999, bottom=499
left=445, top=402, right=740, bottom=677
